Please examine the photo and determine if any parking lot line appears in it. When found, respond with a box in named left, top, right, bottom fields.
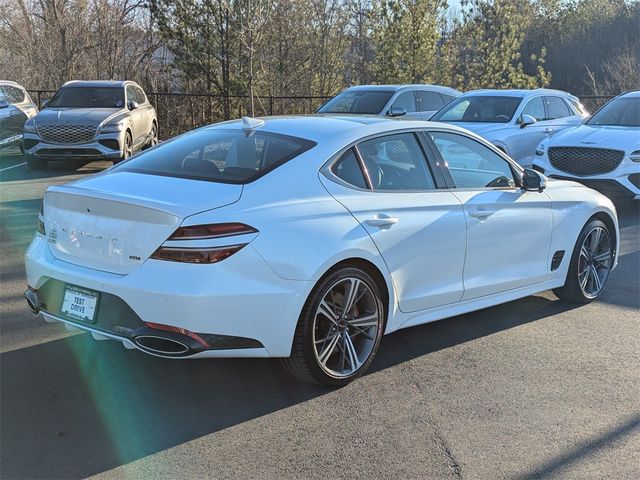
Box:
left=0, top=162, right=27, bottom=173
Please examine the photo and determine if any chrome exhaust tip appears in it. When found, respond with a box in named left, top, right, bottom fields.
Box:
left=24, top=289, right=39, bottom=314
left=134, top=335, right=190, bottom=355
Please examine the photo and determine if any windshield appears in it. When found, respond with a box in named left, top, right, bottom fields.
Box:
left=318, top=90, right=394, bottom=114
left=432, top=96, right=522, bottom=123
left=116, top=128, right=316, bottom=184
left=48, top=87, right=125, bottom=108
left=587, top=97, right=640, bottom=127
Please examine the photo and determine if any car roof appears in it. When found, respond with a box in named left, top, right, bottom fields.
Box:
left=619, top=90, right=640, bottom=98
left=60, top=80, right=134, bottom=88
left=344, top=84, right=461, bottom=95
left=461, top=88, right=576, bottom=99
left=205, top=114, right=472, bottom=144
left=0, top=81, right=26, bottom=89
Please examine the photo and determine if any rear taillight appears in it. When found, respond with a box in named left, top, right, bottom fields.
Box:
left=150, top=223, right=258, bottom=264
left=37, top=203, right=46, bottom=235
left=169, top=223, right=257, bottom=240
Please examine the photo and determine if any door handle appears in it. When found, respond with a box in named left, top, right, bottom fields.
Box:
left=468, top=208, right=494, bottom=219
left=544, top=127, right=553, bottom=133
left=365, top=214, right=399, bottom=228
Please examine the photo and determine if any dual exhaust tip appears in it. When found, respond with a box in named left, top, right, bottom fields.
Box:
left=24, top=288, right=192, bottom=356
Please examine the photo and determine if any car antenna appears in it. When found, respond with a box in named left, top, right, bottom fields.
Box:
left=242, top=116, right=264, bottom=131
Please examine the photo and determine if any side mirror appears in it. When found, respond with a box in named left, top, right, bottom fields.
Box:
left=519, top=114, right=536, bottom=128
left=128, top=101, right=139, bottom=111
left=41, top=99, right=49, bottom=109
left=522, top=168, right=546, bottom=192
left=387, top=106, right=407, bottom=117
left=0, top=100, right=9, bottom=109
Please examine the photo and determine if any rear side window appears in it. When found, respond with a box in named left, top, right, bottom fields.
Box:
left=331, top=149, right=367, bottom=189
left=117, top=128, right=316, bottom=183
left=545, top=97, right=572, bottom=119
left=356, top=133, right=436, bottom=190
left=416, top=91, right=444, bottom=111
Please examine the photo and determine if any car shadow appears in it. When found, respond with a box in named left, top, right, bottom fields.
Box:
left=0, top=293, right=581, bottom=479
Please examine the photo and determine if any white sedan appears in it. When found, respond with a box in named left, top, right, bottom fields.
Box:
left=533, top=91, right=640, bottom=207
left=25, top=115, right=619, bottom=385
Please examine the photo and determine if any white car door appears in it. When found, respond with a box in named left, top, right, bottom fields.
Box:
left=320, top=131, right=467, bottom=313
left=428, top=130, right=553, bottom=300
left=542, top=95, right=584, bottom=134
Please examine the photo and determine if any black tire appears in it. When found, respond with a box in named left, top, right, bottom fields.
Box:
left=281, top=266, right=386, bottom=387
left=26, top=156, right=47, bottom=170
left=113, top=131, right=132, bottom=165
left=553, top=219, right=613, bottom=304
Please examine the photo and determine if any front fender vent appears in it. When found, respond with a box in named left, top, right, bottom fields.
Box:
left=551, top=250, right=565, bottom=271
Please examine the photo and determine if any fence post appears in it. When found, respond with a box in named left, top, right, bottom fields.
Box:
left=269, top=95, right=274, bottom=116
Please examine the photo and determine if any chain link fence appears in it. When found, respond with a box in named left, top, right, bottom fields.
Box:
left=27, top=90, right=615, bottom=141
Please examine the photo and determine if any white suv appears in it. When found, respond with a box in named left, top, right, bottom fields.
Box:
left=532, top=91, right=640, bottom=207
left=432, top=89, right=589, bottom=167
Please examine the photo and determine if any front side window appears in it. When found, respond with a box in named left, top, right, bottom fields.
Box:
left=432, top=96, right=522, bottom=123
left=391, top=91, right=417, bottom=113
left=331, top=148, right=367, bottom=189
left=416, top=91, right=444, bottom=111
left=134, top=86, right=147, bottom=104
left=521, top=97, right=545, bottom=121
left=116, top=128, right=316, bottom=183
left=317, top=90, right=394, bottom=114
left=429, top=131, right=516, bottom=189
left=48, top=87, right=125, bottom=108
left=356, top=133, right=435, bottom=190
left=544, top=97, right=572, bottom=119
left=587, top=96, right=640, bottom=127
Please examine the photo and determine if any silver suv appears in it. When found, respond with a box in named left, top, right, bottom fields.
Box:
left=23, top=80, right=157, bottom=169
left=0, top=81, right=39, bottom=152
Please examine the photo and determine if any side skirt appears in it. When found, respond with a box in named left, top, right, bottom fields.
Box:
left=389, top=278, right=566, bottom=333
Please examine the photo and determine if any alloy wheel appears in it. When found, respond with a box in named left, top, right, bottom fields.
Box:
left=312, top=277, right=382, bottom=378
left=577, top=226, right=611, bottom=298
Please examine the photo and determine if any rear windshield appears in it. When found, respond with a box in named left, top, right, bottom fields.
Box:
left=432, top=95, right=522, bottom=123
left=115, top=128, right=316, bottom=183
left=318, top=90, right=394, bottom=114
left=48, top=87, right=125, bottom=108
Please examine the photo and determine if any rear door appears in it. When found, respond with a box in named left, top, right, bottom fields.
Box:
left=543, top=96, right=584, bottom=134
left=320, top=131, right=467, bottom=313
left=428, top=130, right=553, bottom=300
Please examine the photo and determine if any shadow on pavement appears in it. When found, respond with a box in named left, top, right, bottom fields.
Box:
left=1, top=293, right=580, bottom=479
left=515, top=413, right=640, bottom=480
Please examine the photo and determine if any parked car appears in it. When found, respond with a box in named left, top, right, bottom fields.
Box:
left=25, top=115, right=618, bottom=386
left=317, top=84, right=461, bottom=120
left=532, top=91, right=640, bottom=207
left=23, top=80, right=157, bottom=170
left=0, top=81, right=38, bottom=152
left=431, top=89, right=589, bottom=167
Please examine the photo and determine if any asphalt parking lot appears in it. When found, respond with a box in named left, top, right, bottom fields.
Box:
left=1, top=150, right=638, bottom=480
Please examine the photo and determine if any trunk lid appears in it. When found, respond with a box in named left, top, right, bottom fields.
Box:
left=44, top=172, right=242, bottom=274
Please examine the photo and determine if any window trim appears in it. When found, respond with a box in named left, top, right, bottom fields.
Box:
left=424, top=129, right=524, bottom=191
left=321, top=129, right=448, bottom=193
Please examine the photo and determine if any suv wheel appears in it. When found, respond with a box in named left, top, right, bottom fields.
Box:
left=113, top=131, right=132, bottom=165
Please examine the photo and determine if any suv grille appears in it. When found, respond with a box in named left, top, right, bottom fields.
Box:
left=549, top=147, right=624, bottom=176
left=37, top=124, right=96, bottom=144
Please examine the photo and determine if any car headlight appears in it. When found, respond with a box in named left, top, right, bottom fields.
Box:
left=101, top=120, right=126, bottom=133
left=23, top=121, right=36, bottom=133
left=535, top=143, right=546, bottom=156
left=630, top=150, right=640, bottom=162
